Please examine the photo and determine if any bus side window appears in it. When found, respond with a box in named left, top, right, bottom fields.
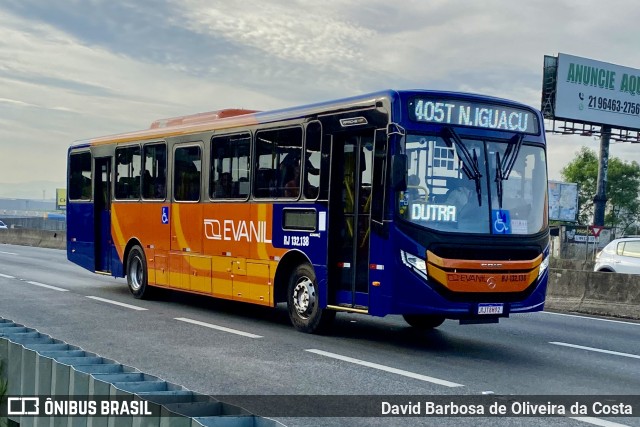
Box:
left=115, top=145, right=141, bottom=200
left=210, top=133, right=251, bottom=200
left=142, top=143, right=167, bottom=200
left=174, top=146, right=201, bottom=202
left=304, top=121, right=321, bottom=199
left=69, top=151, right=92, bottom=201
left=254, top=127, right=302, bottom=199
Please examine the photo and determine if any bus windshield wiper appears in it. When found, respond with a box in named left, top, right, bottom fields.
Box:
left=442, top=127, right=483, bottom=205
left=495, top=133, right=524, bottom=209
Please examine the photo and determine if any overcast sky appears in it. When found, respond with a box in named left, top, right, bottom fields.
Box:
left=1, top=0, right=639, bottom=198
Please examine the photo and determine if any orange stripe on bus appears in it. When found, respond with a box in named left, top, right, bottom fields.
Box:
left=426, top=251, right=542, bottom=271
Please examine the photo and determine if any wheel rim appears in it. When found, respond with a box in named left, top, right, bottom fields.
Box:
left=129, top=255, right=144, bottom=292
left=292, top=276, right=316, bottom=319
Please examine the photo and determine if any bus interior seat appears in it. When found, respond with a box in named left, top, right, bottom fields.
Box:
left=176, top=170, right=200, bottom=200
left=117, top=177, right=140, bottom=199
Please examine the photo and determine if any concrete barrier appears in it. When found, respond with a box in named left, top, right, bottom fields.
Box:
left=0, top=229, right=66, bottom=250
left=549, top=258, right=595, bottom=272
left=0, top=318, right=284, bottom=427
left=546, top=268, right=640, bottom=319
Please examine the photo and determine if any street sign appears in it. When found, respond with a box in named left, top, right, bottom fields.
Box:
left=589, top=225, right=604, bottom=237
left=56, top=188, right=67, bottom=210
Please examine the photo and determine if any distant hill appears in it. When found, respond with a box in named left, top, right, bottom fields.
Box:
left=0, top=181, right=65, bottom=200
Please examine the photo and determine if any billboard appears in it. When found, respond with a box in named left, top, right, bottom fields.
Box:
left=56, top=188, right=66, bottom=210
left=548, top=181, right=578, bottom=222
left=554, top=53, right=640, bottom=131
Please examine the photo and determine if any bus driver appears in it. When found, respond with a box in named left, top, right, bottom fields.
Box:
left=445, top=178, right=474, bottom=211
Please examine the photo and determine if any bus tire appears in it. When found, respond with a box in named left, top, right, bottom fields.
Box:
left=287, top=263, right=335, bottom=333
left=402, top=314, right=445, bottom=329
left=127, top=245, right=153, bottom=299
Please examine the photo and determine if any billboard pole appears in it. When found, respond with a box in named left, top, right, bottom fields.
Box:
left=593, top=126, right=611, bottom=227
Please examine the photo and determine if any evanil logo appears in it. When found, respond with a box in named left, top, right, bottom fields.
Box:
left=204, top=219, right=272, bottom=243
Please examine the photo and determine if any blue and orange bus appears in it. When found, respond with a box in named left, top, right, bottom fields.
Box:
left=67, top=90, right=549, bottom=333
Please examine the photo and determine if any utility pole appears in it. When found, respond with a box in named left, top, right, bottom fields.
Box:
left=593, top=126, right=611, bottom=227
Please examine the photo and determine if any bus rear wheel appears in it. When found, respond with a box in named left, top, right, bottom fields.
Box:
left=127, top=245, right=153, bottom=299
left=287, top=264, right=335, bottom=333
left=402, top=314, right=445, bottom=329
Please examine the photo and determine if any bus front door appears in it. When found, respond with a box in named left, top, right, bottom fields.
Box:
left=94, top=157, right=112, bottom=273
left=328, top=134, right=373, bottom=309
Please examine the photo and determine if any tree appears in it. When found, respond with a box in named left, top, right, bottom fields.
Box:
left=561, top=147, right=640, bottom=233
left=560, top=147, right=598, bottom=225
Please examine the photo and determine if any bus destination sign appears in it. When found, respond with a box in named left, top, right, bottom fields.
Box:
left=409, top=98, right=539, bottom=134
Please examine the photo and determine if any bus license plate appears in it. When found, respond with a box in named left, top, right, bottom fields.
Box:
left=477, top=304, right=503, bottom=315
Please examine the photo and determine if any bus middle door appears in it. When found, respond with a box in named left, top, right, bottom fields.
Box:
left=328, top=133, right=373, bottom=309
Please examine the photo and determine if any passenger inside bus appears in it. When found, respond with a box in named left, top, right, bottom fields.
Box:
left=284, top=164, right=300, bottom=197
left=215, top=172, right=233, bottom=198
left=280, top=151, right=319, bottom=195
left=279, top=152, right=299, bottom=189
left=445, top=178, right=474, bottom=210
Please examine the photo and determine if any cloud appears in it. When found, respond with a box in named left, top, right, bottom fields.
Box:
left=0, top=97, right=39, bottom=108
left=0, top=6, right=284, bottom=184
left=174, top=1, right=374, bottom=65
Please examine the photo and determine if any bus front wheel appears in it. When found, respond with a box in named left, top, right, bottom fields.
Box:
left=127, top=245, right=153, bottom=299
left=287, top=264, right=335, bottom=333
left=402, top=314, right=445, bottom=329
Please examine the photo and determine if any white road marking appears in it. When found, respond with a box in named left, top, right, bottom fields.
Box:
left=570, top=417, right=632, bottom=427
left=26, top=281, right=68, bottom=292
left=86, top=296, right=148, bottom=311
left=306, top=349, right=463, bottom=387
left=0, top=273, right=16, bottom=279
left=0, top=251, right=18, bottom=255
left=550, top=342, right=640, bottom=360
left=543, top=311, right=640, bottom=327
left=175, top=317, right=263, bottom=339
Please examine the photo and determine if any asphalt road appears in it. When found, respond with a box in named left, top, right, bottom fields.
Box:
left=0, top=243, right=639, bottom=427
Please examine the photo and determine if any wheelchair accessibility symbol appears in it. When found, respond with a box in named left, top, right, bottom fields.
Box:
left=161, top=206, right=169, bottom=224
left=492, top=209, right=511, bottom=234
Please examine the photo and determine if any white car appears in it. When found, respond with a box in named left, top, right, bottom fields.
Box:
left=594, top=237, right=640, bottom=274
left=0, top=220, right=7, bottom=229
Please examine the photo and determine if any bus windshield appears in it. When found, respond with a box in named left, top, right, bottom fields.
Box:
left=400, top=132, right=547, bottom=235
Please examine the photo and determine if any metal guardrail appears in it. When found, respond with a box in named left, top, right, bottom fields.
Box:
left=0, top=318, right=284, bottom=427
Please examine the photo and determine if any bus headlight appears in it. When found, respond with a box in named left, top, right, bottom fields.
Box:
left=538, top=254, right=549, bottom=279
left=400, top=250, right=426, bottom=272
